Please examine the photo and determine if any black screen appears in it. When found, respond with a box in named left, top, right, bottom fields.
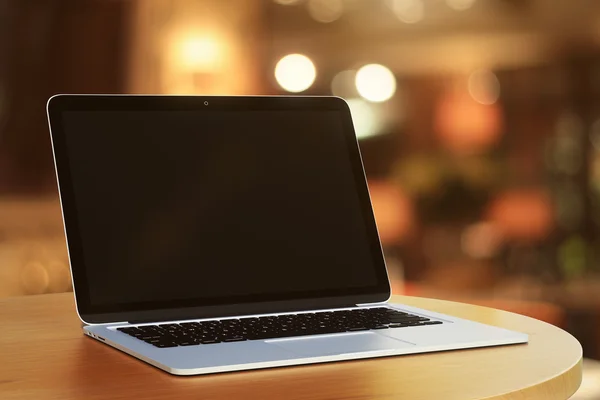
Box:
left=61, top=109, right=379, bottom=308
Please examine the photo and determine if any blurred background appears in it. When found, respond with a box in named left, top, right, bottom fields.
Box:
left=2, top=0, right=600, bottom=396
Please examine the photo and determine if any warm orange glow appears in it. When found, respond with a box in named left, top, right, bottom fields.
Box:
left=20, top=261, right=49, bottom=294
left=434, top=90, right=503, bottom=154
left=177, top=35, right=222, bottom=72
left=367, top=180, right=414, bottom=244
left=486, top=189, right=554, bottom=241
left=389, top=0, right=425, bottom=23
left=446, top=0, right=476, bottom=11
left=461, top=222, right=503, bottom=259
left=468, top=69, right=500, bottom=105
left=308, top=0, right=344, bottom=23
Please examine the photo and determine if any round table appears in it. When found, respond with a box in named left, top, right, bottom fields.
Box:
left=381, top=295, right=583, bottom=399
left=0, top=293, right=584, bottom=400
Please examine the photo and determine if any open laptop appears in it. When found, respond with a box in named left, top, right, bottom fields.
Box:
left=46, top=94, right=528, bottom=376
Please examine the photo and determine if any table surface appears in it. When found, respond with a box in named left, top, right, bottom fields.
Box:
left=0, top=293, right=583, bottom=400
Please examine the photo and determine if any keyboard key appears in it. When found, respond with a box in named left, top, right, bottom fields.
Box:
left=155, top=342, right=178, bottom=348
left=159, top=324, right=180, bottom=329
left=389, top=324, right=409, bottom=328
left=223, top=337, right=246, bottom=342
left=117, top=327, right=137, bottom=333
left=200, top=339, right=221, bottom=344
left=116, top=308, right=442, bottom=346
left=389, top=317, right=421, bottom=323
left=140, top=335, right=160, bottom=340
left=180, top=323, right=200, bottom=330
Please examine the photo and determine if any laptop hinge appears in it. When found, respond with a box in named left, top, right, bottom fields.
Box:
left=355, top=301, right=388, bottom=307
left=128, top=318, right=168, bottom=325
left=123, top=301, right=384, bottom=325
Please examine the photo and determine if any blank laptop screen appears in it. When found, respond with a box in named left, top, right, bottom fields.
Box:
left=61, top=109, right=379, bottom=307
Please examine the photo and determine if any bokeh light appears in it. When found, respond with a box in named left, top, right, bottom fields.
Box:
left=434, top=90, right=503, bottom=154
left=554, top=182, right=584, bottom=231
left=20, top=261, right=49, bottom=295
left=589, top=118, right=600, bottom=150
left=468, top=70, right=500, bottom=105
left=273, top=0, right=301, bottom=5
left=446, top=0, right=476, bottom=11
left=308, top=0, right=344, bottom=23
left=391, top=156, right=444, bottom=196
left=461, top=222, right=503, bottom=259
left=331, top=70, right=358, bottom=98
left=274, top=54, right=317, bottom=93
left=346, top=98, right=382, bottom=139
left=487, top=189, right=554, bottom=242
left=555, top=111, right=583, bottom=139
left=591, top=153, right=600, bottom=194
left=389, top=0, right=424, bottom=24
left=178, top=36, right=221, bottom=72
left=549, top=112, right=584, bottom=175
left=355, top=64, right=397, bottom=103
left=367, top=180, right=414, bottom=244
left=46, top=261, right=71, bottom=293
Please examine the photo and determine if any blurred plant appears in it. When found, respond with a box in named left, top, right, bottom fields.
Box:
left=558, top=235, right=587, bottom=281
left=390, top=154, right=501, bottom=224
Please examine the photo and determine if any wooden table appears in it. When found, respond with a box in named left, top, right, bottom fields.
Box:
left=0, top=293, right=583, bottom=400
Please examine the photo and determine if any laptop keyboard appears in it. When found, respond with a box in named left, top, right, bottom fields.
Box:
left=116, top=307, right=442, bottom=348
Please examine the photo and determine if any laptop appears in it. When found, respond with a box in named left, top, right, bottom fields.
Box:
left=46, top=94, right=528, bottom=376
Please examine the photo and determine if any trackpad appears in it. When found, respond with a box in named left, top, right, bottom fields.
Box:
left=267, top=332, right=414, bottom=357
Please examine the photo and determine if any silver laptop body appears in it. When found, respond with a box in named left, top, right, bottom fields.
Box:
left=47, top=94, right=528, bottom=375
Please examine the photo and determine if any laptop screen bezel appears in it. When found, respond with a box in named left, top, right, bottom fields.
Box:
left=47, top=95, right=391, bottom=324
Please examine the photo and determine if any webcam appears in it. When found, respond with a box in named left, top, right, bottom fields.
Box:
left=204, top=101, right=209, bottom=106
